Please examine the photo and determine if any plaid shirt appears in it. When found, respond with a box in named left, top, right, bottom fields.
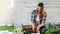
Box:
left=31, top=10, right=47, bottom=25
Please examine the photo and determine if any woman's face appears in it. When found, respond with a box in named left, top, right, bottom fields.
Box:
left=37, top=6, right=41, bottom=12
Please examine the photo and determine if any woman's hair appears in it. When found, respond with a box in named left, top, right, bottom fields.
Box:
left=38, top=2, right=45, bottom=19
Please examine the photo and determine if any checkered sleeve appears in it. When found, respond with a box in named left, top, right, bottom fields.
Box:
left=42, top=12, right=47, bottom=23
left=42, top=16, right=46, bottom=23
left=31, top=11, right=35, bottom=21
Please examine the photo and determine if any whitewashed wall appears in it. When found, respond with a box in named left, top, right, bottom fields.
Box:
left=45, top=0, right=60, bottom=24
left=14, top=0, right=60, bottom=25
left=0, top=0, right=14, bottom=25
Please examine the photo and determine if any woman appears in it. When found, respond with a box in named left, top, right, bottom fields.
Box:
left=31, top=2, right=47, bottom=33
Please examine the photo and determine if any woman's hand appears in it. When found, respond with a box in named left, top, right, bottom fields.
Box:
left=36, top=26, right=40, bottom=32
left=32, top=25, right=35, bottom=31
left=36, top=23, right=45, bottom=32
left=32, top=21, right=35, bottom=32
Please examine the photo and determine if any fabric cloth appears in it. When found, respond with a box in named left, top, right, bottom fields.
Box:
left=31, top=10, right=47, bottom=25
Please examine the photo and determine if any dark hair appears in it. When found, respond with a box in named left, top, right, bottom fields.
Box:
left=38, top=2, right=44, bottom=7
left=37, top=2, right=44, bottom=19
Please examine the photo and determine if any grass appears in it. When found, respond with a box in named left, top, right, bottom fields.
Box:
left=0, top=25, right=14, bottom=32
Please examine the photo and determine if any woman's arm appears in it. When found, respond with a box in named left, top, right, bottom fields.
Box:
left=31, top=11, right=35, bottom=31
left=38, top=12, right=47, bottom=28
left=36, top=22, right=45, bottom=32
left=38, top=22, right=45, bottom=28
left=32, top=21, right=35, bottom=31
left=36, top=12, right=47, bottom=32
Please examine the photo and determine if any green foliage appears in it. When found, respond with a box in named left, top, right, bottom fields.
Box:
left=14, top=28, right=22, bottom=33
left=0, top=25, right=14, bottom=32
left=23, top=31, right=31, bottom=34
left=41, top=23, right=60, bottom=34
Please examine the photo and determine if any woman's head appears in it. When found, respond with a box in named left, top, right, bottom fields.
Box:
left=37, top=2, right=44, bottom=12
left=37, top=2, right=45, bottom=18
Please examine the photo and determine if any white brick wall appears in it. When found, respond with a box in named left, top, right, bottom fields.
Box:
left=14, top=0, right=60, bottom=25
left=45, top=0, right=60, bottom=24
